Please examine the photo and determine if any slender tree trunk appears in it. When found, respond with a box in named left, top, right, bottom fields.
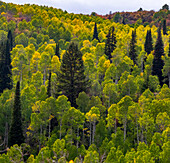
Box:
left=48, top=119, right=51, bottom=138
left=115, top=72, right=118, bottom=84
left=83, top=123, right=84, bottom=144
left=4, top=115, right=8, bottom=147
left=43, top=68, right=46, bottom=85
left=60, top=120, right=62, bottom=140
left=92, top=121, right=96, bottom=144
left=136, top=118, right=139, bottom=145
left=39, top=124, right=42, bottom=151
left=90, top=122, right=91, bottom=146
left=6, top=122, right=8, bottom=147
left=77, top=127, right=79, bottom=149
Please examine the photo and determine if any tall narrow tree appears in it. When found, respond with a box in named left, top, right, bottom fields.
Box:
left=55, top=42, right=60, bottom=59
left=92, top=22, right=100, bottom=42
left=105, top=27, right=116, bottom=63
left=0, top=40, right=12, bottom=93
left=9, top=81, right=24, bottom=146
left=5, top=39, right=12, bottom=89
left=57, top=42, right=89, bottom=107
left=129, top=29, right=137, bottom=65
left=7, top=30, right=13, bottom=51
left=163, top=19, right=167, bottom=35
left=152, top=26, right=165, bottom=86
left=144, top=29, right=153, bottom=55
left=111, top=27, right=117, bottom=52
left=47, top=71, right=51, bottom=97
left=0, top=42, right=6, bottom=93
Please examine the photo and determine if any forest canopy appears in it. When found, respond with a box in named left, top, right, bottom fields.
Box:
left=0, top=1, right=170, bottom=162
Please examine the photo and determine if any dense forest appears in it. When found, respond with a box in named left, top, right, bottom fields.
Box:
left=0, top=1, right=170, bottom=162
left=97, top=4, right=170, bottom=27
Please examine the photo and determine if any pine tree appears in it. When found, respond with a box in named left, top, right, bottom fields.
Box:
left=105, top=27, right=116, bottom=62
left=0, top=42, right=6, bottom=93
left=55, top=42, right=60, bottom=59
left=5, top=39, right=12, bottom=89
left=129, top=29, right=137, bottom=65
left=57, top=42, right=89, bottom=107
left=152, top=26, right=165, bottom=86
left=144, top=29, right=153, bottom=55
left=105, top=29, right=112, bottom=61
left=47, top=71, right=51, bottom=97
left=9, top=81, right=24, bottom=146
left=163, top=19, right=167, bottom=35
left=7, top=30, right=13, bottom=51
left=0, top=40, right=12, bottom=93
left=111, top=27, right=116, bottom=52
left=92, top=22, right=100, bottom=42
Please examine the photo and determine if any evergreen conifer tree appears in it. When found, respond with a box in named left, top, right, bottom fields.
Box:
left=0, top=40, right=12, bottom=93
left=144, top=29, right=153, bottom=55
left=7, top=30, right=13, bottom=51
left=92, top=22, right=100, bottom=42
left=105, top=27, right=116, bottom=63
left=105, top=29, right=112, bottom=61
left=9, top=81, right=24, bottom=146
left=111, top=27, right=116, bottom=52
left=47, top=71, right=51, bottom=97
left=0, top=42, right=6, bottom=93
left=5, top=39, right=12, bottom=89
left=55, top=42, right=60, bottom=59
left=152, top=26, right=165, bottom=86
left=163, top=19, right=167, bottom=35
left=129, top=29, right=137, bottom=65
left=57, top=42, right=89, bottom=107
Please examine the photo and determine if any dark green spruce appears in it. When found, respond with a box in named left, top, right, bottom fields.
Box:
left=47, top=71, right=52, bottom=97
left=55, top=42, right=60, bottom=59
left=7, top=30, right=13, bottom=51
left=92, top=22, right=100, bottom=42
left=163, top=19, right=167, bottom=35
left=57, top=42, right=89, bottom=107
left=152, top=26, right=165, bottom=86
left=143, top=29, right=153, bottom=70
left=129, top=29, right=137, bottom=65
left=0, top=42, right=6, bottom=93
left=105, top=27, right=116, bottom=62
left=0, top=39, right=12, bottom=93
left=144, top=29, right=153, bottom=55
left=9, top=81, right=24, bottom=147
left=5, top=39, right=12, bottom=89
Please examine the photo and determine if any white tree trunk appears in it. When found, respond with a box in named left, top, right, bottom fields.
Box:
left=92, top=121, right=96, bottom=144
left=90, top=122, right=91, bottom=146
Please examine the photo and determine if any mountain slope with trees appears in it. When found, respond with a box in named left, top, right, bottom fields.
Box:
left=0, top=1, right=170, bottom=162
